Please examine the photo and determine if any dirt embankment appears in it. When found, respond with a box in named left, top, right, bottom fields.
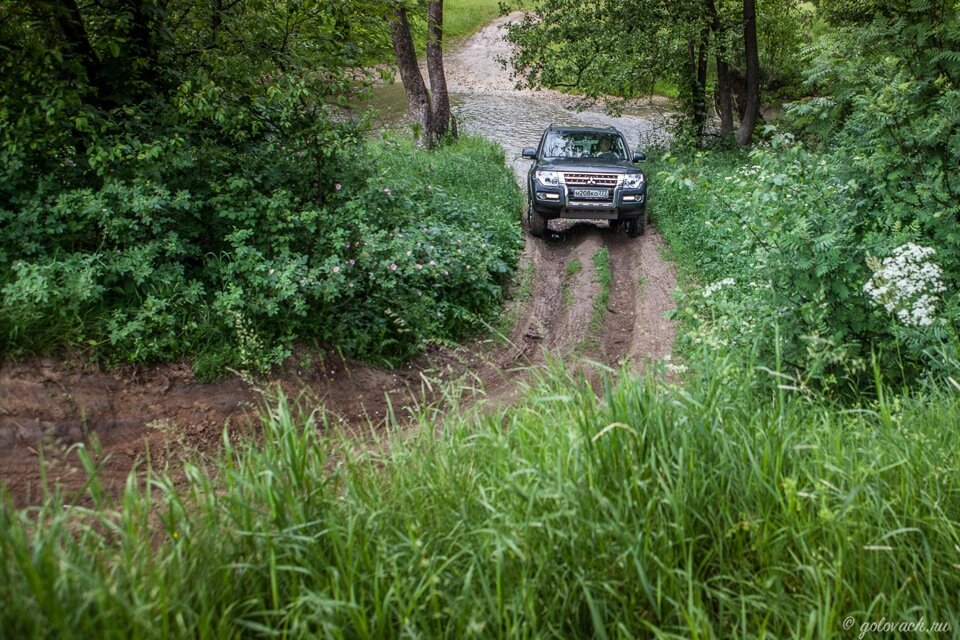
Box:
left=0, top=14, right=677, bottom=508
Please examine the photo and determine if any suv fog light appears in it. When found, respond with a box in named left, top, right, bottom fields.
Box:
left=537, top=192, right=559, bottom=201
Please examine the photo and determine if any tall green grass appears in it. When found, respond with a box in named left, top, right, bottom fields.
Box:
left=445, top=0, right=504, bottom=40
left=3, top=355, right=958, bottom=638
left=404, top=0, right=503, bottom=58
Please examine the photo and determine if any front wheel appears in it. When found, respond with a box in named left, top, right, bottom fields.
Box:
left=626, top=209, right=647, bottom=238
left=527, top=200, right=546, bottom=237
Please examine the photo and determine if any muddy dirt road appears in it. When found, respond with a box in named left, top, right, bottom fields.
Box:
left=0, top=14, right=677, bottom=507
left=442, top=13, right=677, bottom=388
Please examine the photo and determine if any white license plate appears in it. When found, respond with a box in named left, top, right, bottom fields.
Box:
left=572, top=188, right=609, bottom=199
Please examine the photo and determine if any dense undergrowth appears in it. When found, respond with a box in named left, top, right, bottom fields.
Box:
left=650, top=0, right=960, bottom=392
left=0, top=134, right=521, bottom=375
left=2, top=358, right=959, bottom=638
left=0, top=1, right=522, bottom=378
left=651, top=139, right=959, bottom=392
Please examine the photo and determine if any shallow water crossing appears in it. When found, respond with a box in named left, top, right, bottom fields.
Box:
left=373, top=12, right=672, bottom=182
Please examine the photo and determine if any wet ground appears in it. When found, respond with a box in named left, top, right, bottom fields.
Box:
left=0, top=13, right=677, bottom=508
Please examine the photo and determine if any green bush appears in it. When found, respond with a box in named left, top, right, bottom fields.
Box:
left=653, top=136, right=959, bottom=388
left=647, top=2, right=960, bottom=391
left=1, top=1, right=522, bottom=374
left=0, top=134, right=522, bottom=373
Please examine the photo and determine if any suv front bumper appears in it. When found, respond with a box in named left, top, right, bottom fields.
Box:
left=531, top=185, right=646, bottom=220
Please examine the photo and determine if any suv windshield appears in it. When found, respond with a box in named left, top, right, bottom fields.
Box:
left=542, top=131, right=627, bottom=161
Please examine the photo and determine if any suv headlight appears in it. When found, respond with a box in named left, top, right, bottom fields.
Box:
left=621, top=173, right=645, bottom=189
left=535, top=171, right=564, bottom=187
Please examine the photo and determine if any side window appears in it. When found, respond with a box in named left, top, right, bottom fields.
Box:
left=539, top=132, right=550, bottom=158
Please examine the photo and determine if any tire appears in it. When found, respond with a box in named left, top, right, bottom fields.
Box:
left=627, top=209, right=647, bottom=238
left=527, top=199, right=546, bottom=237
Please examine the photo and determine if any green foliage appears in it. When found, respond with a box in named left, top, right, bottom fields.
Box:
left=645, top=1, right=960, bottom=390
left=3, top=360, right=960, bottom=637
left=0, top=2, right=522, bottom=373
left=653, top=136, right=959, bottom=388
left=502, top=0, right=814, bottom=140
left=0, top=135, right=522, bottom=372
left=303, top=135, right=523, bottom=365
left=503, top=0, right=689, bottom=99
left=787, top=1, right=960, bottom=266
left=756, top=0, right=817, bottom=97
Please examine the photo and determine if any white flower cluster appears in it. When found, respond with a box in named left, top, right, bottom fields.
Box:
left=863, top=243, right=946, bottom=327
left=703, top=278, right=735, bottom=297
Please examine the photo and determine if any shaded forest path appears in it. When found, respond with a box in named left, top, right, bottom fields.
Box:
left=0, top=14, right=677, bottom=507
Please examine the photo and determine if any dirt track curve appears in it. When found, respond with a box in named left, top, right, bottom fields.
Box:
left=0, top=14, right=676, bottom=508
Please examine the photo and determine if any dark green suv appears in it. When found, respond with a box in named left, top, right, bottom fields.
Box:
left=522, top=125, right=647, bottom=237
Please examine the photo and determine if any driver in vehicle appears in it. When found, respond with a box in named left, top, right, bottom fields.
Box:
left=593, top=137, right=615, bottom=158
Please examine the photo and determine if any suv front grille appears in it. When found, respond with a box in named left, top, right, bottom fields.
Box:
left=563, top=172, right=619, bottom=187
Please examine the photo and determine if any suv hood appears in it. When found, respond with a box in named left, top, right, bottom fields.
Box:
left=536, top=158, right=641, bottom=174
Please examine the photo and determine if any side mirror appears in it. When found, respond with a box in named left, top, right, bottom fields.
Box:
left=522, top=147, right=537, bottom=159
left=632, top=151, right=647, bottom=163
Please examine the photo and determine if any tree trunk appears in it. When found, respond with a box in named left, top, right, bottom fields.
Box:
left=426, top=0, right=456, bottom=140
left=707, top=0, right=734, bottom=139
left=684, top=39, right=706, bottom=141
left=735, top=0, right=761, bottom=147
left=683, top=14, right=710, bottom=144
left=391, top=7, right=435, bottom=147
left=715, top=57, right=735, bottom=138
left=43, top=0, right=109, bottom=102
left=118, top=0, right=165, bottom=97
left=696, top=29, right=709, bottom=140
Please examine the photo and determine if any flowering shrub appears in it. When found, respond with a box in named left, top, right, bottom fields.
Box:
left=702, top=278, right=735, bottom=298
left=655, top=136, right=959, bottom=388
left=863, top=244, right=946, bottom=328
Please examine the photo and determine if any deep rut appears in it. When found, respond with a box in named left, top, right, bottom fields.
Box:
left=508, top=221, right=675, bottom=372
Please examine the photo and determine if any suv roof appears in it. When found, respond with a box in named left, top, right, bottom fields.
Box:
left=546, top=124, right=620, bottom=133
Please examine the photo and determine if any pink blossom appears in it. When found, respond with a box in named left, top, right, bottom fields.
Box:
left=416, top=263, right=423, bottom=270
left=349, top=259, right=356, bottom=265
left=333, top=266, right=340, bottom=273
left=335, top=183, right=342, bottom=191
left=390, top=263, right=398, bottom=271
